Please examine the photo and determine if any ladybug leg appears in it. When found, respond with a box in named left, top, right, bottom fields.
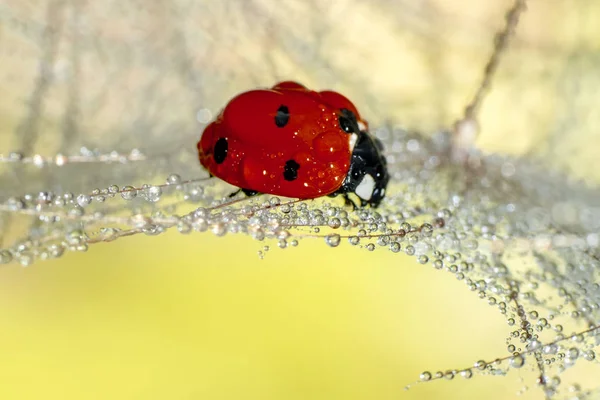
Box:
left=228, top=189, right=242, bottom=198
left=241, top=188, right=259, bottom=197
left=228, top=188, right=259, bottom=199
left=342, top=194, right=359, bottom=211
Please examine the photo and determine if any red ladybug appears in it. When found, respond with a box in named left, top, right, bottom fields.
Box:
left=197, top=82, right=389, bottom=207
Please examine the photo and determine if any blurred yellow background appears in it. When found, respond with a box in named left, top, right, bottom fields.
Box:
left=0, top=232, right=538, bottom=400
left=1, top=0, right=599, bottom=399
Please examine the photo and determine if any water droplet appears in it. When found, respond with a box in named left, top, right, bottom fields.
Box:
left=121, top=186, right=137, bottom=200
left=444, top=371, right=455, bottom=380
left=252, top=229, right=265, bottom=241
left=528, top=340, right=541, bottom=351
left=9, top=152, right=23, bottom=161
left=510, top=354, right=525, bottom=368
left=474, top=360, right=487, bottom=370
left=32, top=154, right=44, bottom=167
left=328, top=218, right=341, bottom=229
left=543, top=344, right=558, bottom=354
left=566, top=348, right=579, bottom=360
left=325, top=234, right=341, bottom=247
left=177, top=221, right=192, bottom=234
left=145, top=186, right=162, bottom=202
left=389, top=242, right=401, bottom=253
left=166, top=174, right=181, bottom=184
left=419, top=371, right=432, bottom=381
left=460, top=369, right=473, bottom=379
left=19, top=253, right=33, bottom=266
left=6, top=197, right=25, bottom=211
left=420, top=223, right=433, bottom=237
left=583, top=350, right=595, bottom=361
left=0, top=250, right=13, bottom=264
left=212, top=223, right=226, bottom=236
left=76, top=194, right=91, bottom=207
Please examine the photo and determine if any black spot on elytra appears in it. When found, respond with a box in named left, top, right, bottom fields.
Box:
left=338, top=108, right=358, bottom=134
left=275, top=105, right=290, bottom=127
left=283, top=159, right=300, bottom=181
left=213, top=137, right=228, bottom=164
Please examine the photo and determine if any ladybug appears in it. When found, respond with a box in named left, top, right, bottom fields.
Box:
left=197, top=81, right=389, bottom=208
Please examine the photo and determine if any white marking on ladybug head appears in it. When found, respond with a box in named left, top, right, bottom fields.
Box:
left=348, top=133, right=358, bottom=151
left=357, top=121, right=367, bottom=131
left=355, top=173, right=375, bottom=201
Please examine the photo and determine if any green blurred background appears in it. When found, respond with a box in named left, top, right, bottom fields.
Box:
left=1, top=0, right=599, bottom=399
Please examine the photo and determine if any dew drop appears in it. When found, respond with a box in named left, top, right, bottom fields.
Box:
left=166, top=174, right=181, bottom=184
left=420, top=223, right=433, bottom=237
left=566, top=348, right=579, bottom=360
left=543, top=344, right=558, bottom=355
left=389, top=242, right=401, bottom=253
left=348, top=236, right=360, bottom=246
left=146, top=186, right=162, bottom=202
left=510, top=354, right=525, bottom=368
left=528, top=340, right=541, bottom=351
left=177, top=221, right=192, bottom=234
left=9, top=152, right=23, bottom=161
left=583, top=350, right=595, bottom=361
left=325, top=234, right=341, bottom=247
left=76, top=194, right=91, bottom=207
left=121, top=186, right=137, bottom=200
left=252, top=229, right=265, bottom=241
left=19, top=253, right=33, bottom=266
left=474, top=360, right=487, bottom=370
left=328, top=217, right=342, bottom=229
left=419, top=371, right=432, bottom=381
left=32, top=154, right=44, bottom=167
left=211, top=223, right=226, bottom=236
left=444, top=371, right=455, bottom=380
left=0, top=250, right=13, bottom=264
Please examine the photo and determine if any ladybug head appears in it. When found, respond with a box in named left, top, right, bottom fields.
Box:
left=334, top=127, right=389, bottom=208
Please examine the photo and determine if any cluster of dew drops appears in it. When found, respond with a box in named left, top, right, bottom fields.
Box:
left=1, top=128, right=600, bottom=399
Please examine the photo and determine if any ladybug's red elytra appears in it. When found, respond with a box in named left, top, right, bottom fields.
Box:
left=197, top=81, right=389, bottom=208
